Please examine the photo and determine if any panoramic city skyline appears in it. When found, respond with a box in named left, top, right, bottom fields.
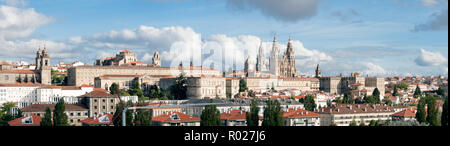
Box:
left=0, top=0, right=448, bottom=77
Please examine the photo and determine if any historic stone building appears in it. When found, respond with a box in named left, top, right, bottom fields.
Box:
left=225, top=77, right=319, bottom=97
left=0, top=48, right=51, bottom=85
left=267, top=37, right=298, bottom=77
left=68, top=50, right=222, bottom=86
left=320, top=73, right=385, bottom=98
left=186, top=76, right=226, bottom=99
left=95, top=50, right=146, bottom=66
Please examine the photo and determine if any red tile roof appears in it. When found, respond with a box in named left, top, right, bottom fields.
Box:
left=8, top=115, right=42, bottom=126
left=121, top=49, right=132, bottom=53
left=283, top=108, right=321, bottom=118
left=81, top=113, right=114, bottom=125
left=152, top=112, right=200, bottom=122
left=392, top=108, right=417, bottom=117
left=81, top=90, right=117, bottom=98
left=220, top=109, right=262, bottom=120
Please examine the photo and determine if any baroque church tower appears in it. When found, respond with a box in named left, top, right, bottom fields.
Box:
left=315, top=64, right=322, bottom=78
left=256, top=41, right=268, bottom=72
left=35, top=46, right=51, bottom=85
left=269, top=36, right=280, bottom=76
left=280, top=38, right=297, bottom=77
left=152, top=50, right=161, bottom=67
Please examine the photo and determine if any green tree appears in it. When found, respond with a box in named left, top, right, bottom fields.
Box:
left=134, top=110, right=152, bottom=126
left=40, top=106, right=52, bottom=126
left=262, top=100, right=284, bottom=126
left=112, top=101, right=134, bottom=126
left=442, top=97, right=448, bottom=126
left=0, top=102, right=16, bottom=126
left=393, top=86, right=398, bottom=96
left=416, top=97, right=427, bottom=124
left=171, top=72, right=188, bottom=100
left=349, top=118, right=358, bottom=126
left=15, top=109, right=23, bottom=119
left=53, top=99, right=69, bottom=126
left=343, top=92, right=354, bottom=104
left=385, top=100, right=393, bottom=106
left=239, top=79, right=248, bottom=92
left=109, top=83, right=120, bottom=95
left=304, top=95, right=317, bottom=111
left=246, top=99, right=260, bottom=126
left=426, top=95, right=439, bottom=126
left=372, top=88, right=380, bottom=99
left=369, top=120, right=378, bottom=126
left=128, top=80, right=144, bottom=98
left=414, top=85, right=422, bottom=98
left=200, top=104, right=221, bottom=126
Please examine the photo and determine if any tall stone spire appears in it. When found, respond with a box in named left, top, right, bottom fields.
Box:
left=270, top=35, right=280, bottom=76
left=256, top=41, right=268, bottom=72
left=315, top=64, right=322, bottom=78
left=280, top=37, right=297, bottom=77
left=152, top=50, right=161, bottom=67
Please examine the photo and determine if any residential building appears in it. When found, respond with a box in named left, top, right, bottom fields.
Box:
left=283, top=108, right=321, bottom=126
left=152, top=111, right=200, bottom=126
left=317, top=104, right=396, bottom=126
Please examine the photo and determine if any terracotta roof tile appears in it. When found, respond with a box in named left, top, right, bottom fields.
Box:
left=81, top=113, right=113, bottom=125
left=152, top=112, right=200, bottom=122
left=283, top=108, right=321, bottom=118
left=8, top=115, right=42, bottom=126
left=81, top=90, right=116, bottom=98
left=220, top=109, right=263, bottom=120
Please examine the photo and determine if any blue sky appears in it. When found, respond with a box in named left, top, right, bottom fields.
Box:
left=0, top=0, right=448, bottom=77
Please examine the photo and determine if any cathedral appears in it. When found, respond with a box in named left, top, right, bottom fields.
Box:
left=245, top=36, right=298, bottom=77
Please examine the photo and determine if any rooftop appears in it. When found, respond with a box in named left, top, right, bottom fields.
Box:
left=317, top=104, right=396, bottom=114
left=152, top=112, right=200, bottom=122
left=8, top=115, right=42, bottom=126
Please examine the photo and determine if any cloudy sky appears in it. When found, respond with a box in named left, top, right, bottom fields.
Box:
left=0, top=0, right=448, bottom=77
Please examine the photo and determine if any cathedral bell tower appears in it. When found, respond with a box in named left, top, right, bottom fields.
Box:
left=36, top=45, right=51, bottom=85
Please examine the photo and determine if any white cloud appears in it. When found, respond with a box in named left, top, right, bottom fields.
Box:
left=361, top=62, right=389, bottom=76
left=0, top=5, right=53, bottom=40
left=141, top=53, right=153, bottom=62
left=415, top=48, right=448, bottom=66
left=226, top=0, right=323, bottom=22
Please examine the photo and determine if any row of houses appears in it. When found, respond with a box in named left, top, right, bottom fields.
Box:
left=8, top=101, right=417, bottom=126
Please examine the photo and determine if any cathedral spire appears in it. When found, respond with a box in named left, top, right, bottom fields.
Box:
left=315, top=64, right=322, bottom=78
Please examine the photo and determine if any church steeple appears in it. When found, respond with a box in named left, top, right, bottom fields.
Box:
left=315, top=64, right=322, bottom=78
left=152, top=50, right=161, bottom=67
left=256, top=41, right=267, bottom=72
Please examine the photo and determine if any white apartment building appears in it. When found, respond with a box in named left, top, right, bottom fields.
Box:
left=317, top=104, right=396, bottom=126
left=0, top=84, right=94, bottom=108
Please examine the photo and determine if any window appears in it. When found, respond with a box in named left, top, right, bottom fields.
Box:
left=102, top=99, right=106, bottom=102
left=77, top=113, right=81, bottom=116
left=94, top=99, right=98, bottom=102
left=70, top=113, right=74, bottom=116
left=85, top=113, right=88, bottom=116
left=111, top=99, right=114, bottom=103
left=102, top=106, right=106, bottom=109
left=70, top=119, right=73, bottom=123
left=94, top=106, right=98, bottom=109
left=111, top=106, right=114, bottom=109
